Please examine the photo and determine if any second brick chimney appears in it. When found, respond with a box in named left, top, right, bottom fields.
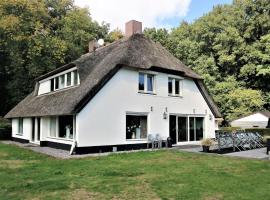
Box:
left=125, top=20, right=142, bottom=37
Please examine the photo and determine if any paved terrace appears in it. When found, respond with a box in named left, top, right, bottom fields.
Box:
left=1, top=141, right=269, bottom=160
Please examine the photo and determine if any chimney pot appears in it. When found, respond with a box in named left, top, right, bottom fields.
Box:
left=125, top=20, right=142, bottom=37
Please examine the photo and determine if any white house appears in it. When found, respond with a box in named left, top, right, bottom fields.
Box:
left=5, top=20, right=222, bottom=154
left=230, top=111, right=270, bottom=129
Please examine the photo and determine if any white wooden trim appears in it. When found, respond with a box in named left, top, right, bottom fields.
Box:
left=39, top=67, right=77, bottom=83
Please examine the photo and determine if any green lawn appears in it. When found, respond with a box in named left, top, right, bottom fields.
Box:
left=0, top=143, right=269, bottom=200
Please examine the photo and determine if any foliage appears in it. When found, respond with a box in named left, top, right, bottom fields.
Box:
left=0, top=118, right=11, bottom=129
left=144, top=0, right=270, bottom=122
left=0, top=143, right=270, bottom=199
left=0, top=0, right=109, bottom=116
left=106, top=28, right=124, bottom=43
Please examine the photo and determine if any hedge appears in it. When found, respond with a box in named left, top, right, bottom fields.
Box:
left=0, top=127, right=11, bottom=140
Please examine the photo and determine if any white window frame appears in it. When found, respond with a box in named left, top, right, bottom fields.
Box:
left=168, top=76, right=183, bottom=97
left=138, top=72, right=156, bottom=94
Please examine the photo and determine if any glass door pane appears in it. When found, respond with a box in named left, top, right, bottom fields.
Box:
left=169, top=115, right=177, bottom=144
left=178, top=117, right=188, bottom=142
left=195, top=117, right=204, bottom=141
left=189, top=117, right=195, bottom=141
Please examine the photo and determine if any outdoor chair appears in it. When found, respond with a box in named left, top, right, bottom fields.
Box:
left=147, top=134, right=156, bottom=149
left=155, top=134, right=163, bottom=148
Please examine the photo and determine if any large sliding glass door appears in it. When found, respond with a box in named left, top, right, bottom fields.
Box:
left=169, top=115, right=204, bottom=143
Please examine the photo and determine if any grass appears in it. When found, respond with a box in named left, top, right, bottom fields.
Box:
left=0, top=143, right=269, bottom=200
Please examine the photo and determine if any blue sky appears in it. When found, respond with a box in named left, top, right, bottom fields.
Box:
left=159, top=0, right=233, bottom=28
left=75, top=0, right=233, bottom=30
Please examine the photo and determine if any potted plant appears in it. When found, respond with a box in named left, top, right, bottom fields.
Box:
left=263, top=136, right=270, bottom=155
left=201, top=138, right=214, bottom=152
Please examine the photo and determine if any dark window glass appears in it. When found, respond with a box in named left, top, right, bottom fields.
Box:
left=189, top=117, right=195, bottom=141
left=50, top=79, right=54, bottom=91
left=168, top=78, right=173, bottom=94
left=147, top=74, right=154, bottom=92
left=18, top=118, right=23, bottom=134
left=178, top=117, right=188, bottom=142
left=195, top=117, right=204, bottom=141
left=138, top=73, right=144, bottom=91
left=74, top=70, right=78, bottom=85
left=55, top=77, right=59, bottom=89
left=126, top=115, right=147, bottom=139
left=169, top=115, right=177, bottom=144
left=59, top=115, right=73, bottom=139
left=175, top=80, right=180, bottom=95
left=67, top=72, right=71, bottom=86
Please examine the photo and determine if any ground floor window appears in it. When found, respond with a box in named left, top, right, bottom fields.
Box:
left=169, top=115, right=204, bottom=144
left=126, top=115, right=147, bottom=139
left=49, top=117, right=57, bottom=137
left=49, top=116, right=74, bottom=139
left=18, top=118, right=23, bottom=135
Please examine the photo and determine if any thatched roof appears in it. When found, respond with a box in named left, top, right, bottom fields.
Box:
left=5, top=34, right=222, bottom=118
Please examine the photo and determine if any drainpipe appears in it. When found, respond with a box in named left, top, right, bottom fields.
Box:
left=70, top=115, right=77, bottom=155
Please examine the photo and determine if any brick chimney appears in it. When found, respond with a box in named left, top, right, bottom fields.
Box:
left=125, top=20, right=142, bottom=37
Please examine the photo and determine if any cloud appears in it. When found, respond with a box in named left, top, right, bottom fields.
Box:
left=74, top=0, right=191, bottom=30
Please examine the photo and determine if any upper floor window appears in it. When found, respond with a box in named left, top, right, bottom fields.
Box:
left=168, top=77, right=182, bottom=96
left=50, top=70, right=79, bottom=92
left=138, top=72, right=155, bottom=94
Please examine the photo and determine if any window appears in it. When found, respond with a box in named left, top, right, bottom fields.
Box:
left=189, top=117, right=204, bottom=141
left=18, top=118, right=23, bottom=135
left=138, top=73, right=144, bottom=91
left=55, top=77, right=59, bottom=90
left=168, top=78, right=173, bottom=94
left=66, top=72, right=71, bottom=86
left=50, top=79, right=54, bottom=92
left=168, top=77, right=182, bottom=96
left=50, top=117, right=57, bottom=137
left=126, top=115, right=147, bottom=139
left=138, top=73, right=155, bottom=94
left=58, top=116, right=73, bottom=139
left=49, top=69, right=79, bottom=92
left=74, top=70, right=78, bottom=85
left=59, top=74, right=65, bottom=89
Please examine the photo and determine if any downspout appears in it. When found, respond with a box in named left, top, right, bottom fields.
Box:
left=70, top=114, right=77, bottom=155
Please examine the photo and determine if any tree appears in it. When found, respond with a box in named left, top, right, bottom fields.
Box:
left=0, top=0, right=109, bottom=116
left=145, top=0, right=270, bottom=122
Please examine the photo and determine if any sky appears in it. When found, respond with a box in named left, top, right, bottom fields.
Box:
left=74, top=0, right=233, bottom=31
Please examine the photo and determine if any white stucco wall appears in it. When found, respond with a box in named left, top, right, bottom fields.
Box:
left=12, top=118, right=32, bottom=140
left=76, top=68, right=217, bottom=147
left=231, top=113, right=269, bottom=128
left=38, top=80, right=51, bottom=95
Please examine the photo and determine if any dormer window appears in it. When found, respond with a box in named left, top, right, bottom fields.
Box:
left=50, top=69, right=79, bottom=92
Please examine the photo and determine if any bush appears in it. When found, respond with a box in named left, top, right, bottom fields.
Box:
left=0, top=117, right=11, bottom=129
left=219, top=127, right=242, bottom=132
